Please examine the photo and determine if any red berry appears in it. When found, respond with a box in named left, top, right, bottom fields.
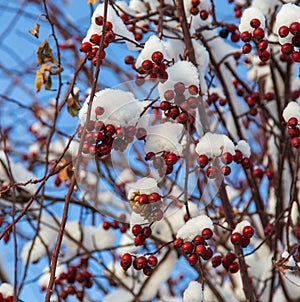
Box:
left=292, top=137, right=300, bottom=148
left=197, top=154, right=209, bottom=168
left=211, top=255, right=222, bottom=267
left=287, top=117, right=298, bottom=128
left=278, top=25, right=289, bottom=38
left=192, top=0, right=200, bottom=6
left=202, top=228, right=213, bottom=240
left=295, top=229, right=300, bottom=240
left=169, top=106, right=180, bottom=119
left=181, top=241, right=194, bottom=254
left=259, top=50, right=270, bottom=62
left=288, top=127, right=300, bottom=138
left=95, top=120, right=104, bottom=131
left=242, top=236, right=250, bottom=248
left=292, top=51, right=300, bottom=62
left=231, top=32, right=240, bottom=43
left=95, top=16, right=104, bottom=26
left=134, top=233, right=146, bottom=246
left=80, top=42, right=92, bottom=53
left=133, top=256, right=147, bottom=270
left=193, top=235, right=205, bottom=245
left=292, top=36, right=300, bottom=47
left=125, top=55, right=135, bottom=64
left=147, top=255, right=158, bottom=267
left=121, top=253, right=132, bottom=269
left=188, top=84, right=199, bottom=95
left=289, top=22, right=300, bottom=35
left=206, top=166, right=217, bottom=179
left=143, top=265, right=153, bottom=276
left=208, top=93, right=219, bottom=103
left=174, top=82, right=186, bottom=95
left=188, top=253, right=199, bottom=266
left=165, top=153, right=178, bottom=166
left=151, top=51, right=164, bottom=64
left=200, top=10, right=209, bottom=20
left=242, top=43, right=252, bottom=54
left=228, top=262, right=239, bottom=273
left=221, top=152, right=233, bottom=164
left=174, top=238, right=184, bottom=248
left=202, top=247, right=213, bottom=260
left=142, top=226, right=152, bottom=238
left=195, top=244, right=206, bottom=256
left=224, top=251, right=237, bottom=263
left=250, top=18, right=261, bottom=29
left=233, top=150, right=243, bottom=163
left=281, top=43, right=294, bottom=55
left=148, top=192, right=161, bottom=203
left=240, top=31, right=252, bottom=42
left=164, top=90, right=175, bottom=101
left=253, top=28, right=265, bottom=40
left=231, top=232, right=243, bottom=245
left=242, top=157, right=251, bottom=169
left=132, top=224, right=142, bottom=236
left=138, top=194, right=149, bottom=204
left=142, top=59, right=153, bottom=71
left=102, top=221, right=111, bottom=230
left=190, top=7, right=199, bottom=15
left=253, top=167, right=264, bottom=179
left=257, top=40, right=268, bottom=51
left=105, top=21, right=113, bottom=31
left=95, top=106, right=104, bottom=116
left=221, top=165, right=231, bottom=176
left=145, top=151, right=155, bottom=161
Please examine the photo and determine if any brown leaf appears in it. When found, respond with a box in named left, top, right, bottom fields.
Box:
left=57, top=158, right=73, bottom=182
left=29, top=23, right=40, bottom=38
left=36, top=40, right=58, bottom=66
left=35, top=69, right=44, bottom=92
left=67, top=96, right=81, bottom=117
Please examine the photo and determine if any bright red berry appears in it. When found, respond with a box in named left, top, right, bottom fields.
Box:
left=151, top=51, right=164, bottom=64
left=132, top=224, right=142, bottom=236
left=211, top=255, right=222, bottom=267
left=202, top=228, right=213, bottom=240
left=231, top=232, right=243, bottom=245
left=197, top=154, right=209, bottom=168
left=181, top=241, right=194, bottom=254
left=80, top=42, right=92, bottom=53
left=278, top=25, right=289, bottom=38
left=188, top=253, right=199, bottom=266
left=250, top=18, right=261, bottom=29
left=147, top=255, right=158, bottom=267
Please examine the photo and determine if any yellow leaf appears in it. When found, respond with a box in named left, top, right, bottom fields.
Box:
left=35, top=69, right=44, bottom=92
left=87, top=0, right=99, bottom=3
left=29, top=23, right=40, bottom=38
left=36, top=40, right=58, bottom=66
left=57, top=158, right=73, bottom=182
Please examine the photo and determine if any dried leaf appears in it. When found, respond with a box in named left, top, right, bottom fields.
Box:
left=35, top=69, right=44, bottom=92
left=29, top=23, right=40, bottom=38
left=67, top=96, right=81, bottom=117
left=57, top=158, right=73, bottom=182
left=36, top=40, right=58, bottom=66
left=87, top=0, right=99, bottom=3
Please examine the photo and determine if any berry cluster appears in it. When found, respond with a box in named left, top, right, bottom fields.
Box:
left=189, top=0, right=209, bottom=20
left=102, top=219, right=128, bottom=233
left=79, top=106, right=147, bottom=157
left=127, top=22, right=149, bottom=42
left=278, top=22, right=300, bottom=63
left=230, top=225, right=255, bottom=248
left=174, top=228, right=214, bottom=266
left=145, top=151, right=180, bottom=176
left=41, top=259, right=92, bottom=301
left=240, top=19, right=270, bottom=62
left=197, top=149, right=251, bottom=179
left=120, top=253, right=158, bottom=276
left=219, top=24, right=240, bottom=43
left=79, top=16, right=115, bottom=66
left=0, top=293, right=13, bottom=302
left=286, top=117, right=300, bottom=149
left=138, top=51, right=168, bottom=82
left=207, top=92, right=227, bottom=107
left=130, top=192, right=163, bottom=222
left=211, top=251, right=240, bottom=274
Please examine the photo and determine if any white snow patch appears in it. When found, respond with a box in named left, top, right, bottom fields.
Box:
left=183, top=281, right=204, bottom=302
left=282, top=102, right=300, bottom=122
left=239, top=7, right=265, bottom=34
left=235, top=140, right=251, bottom=158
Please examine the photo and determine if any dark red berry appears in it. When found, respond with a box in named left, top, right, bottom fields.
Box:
left=202, top=228, right=213, bottom=240
left=231, top=232, right=243, bottom=245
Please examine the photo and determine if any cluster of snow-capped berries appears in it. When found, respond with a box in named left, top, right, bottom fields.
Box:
left=230, top=225, right=255, bottom=248
left=211, top=251, right=239, bottom=274
left=219, top=24, right=241, bottom=43
left=189, top=0, right=209, bottom=20
left=79, top=16, right=115, bottom=66
left=130, top=192, right=164, bottom=222
left=138, top=51, right=169, bottom=82
left=278, top=22, right=300, bottom=63
left=0, top=293, right=13, bottom=302
left=40, top=258, right=92, bottom=301
left=197, top=150, right=251, bottom=179
left=79, top=106, right=147, bottom=157
left=120, top=252, right=158, bottom=276
left=286, top=117, right=300, bottom=149
left=145, top=151, right=180, bottom=176
left=240, top=18, right=270, bottom=62
left=174, top=228, right=214, bottom=266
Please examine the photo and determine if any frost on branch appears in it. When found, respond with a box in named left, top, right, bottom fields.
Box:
left=79, top=88, right=147, bottom=127
left=283, top=101, right=300, bottom=122
left=195, top=132, right=235, bottom=158
left=83, top=3, right=137, bottom=50
left=177, top=214, right=213, bottom=241
left=183, top=280, right=203, bottom=302
left=144, top=122, right=184, bottom=154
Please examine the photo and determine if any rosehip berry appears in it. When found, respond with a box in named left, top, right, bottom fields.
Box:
left=138, top=194, right=149, bottom=205
left=174, top=238, right=184, bottom=248
left=211, top=255, right=222, bottom=267
left=292, top=51, right=300, bottom=62
left=240, top=31, right=252, bottom=42
left=202, top=228, right=213, bottom=240
left=287, top=117, right=298, bottom=128
left=221, top=165, right=231, bottom=176
left=132, top=224, right=142, bottom=236
left=257, top=40, right=268, bottom=51
left=242, top=43, right=252, bottom=54
left=148, top=192, right=161, bottom=203
left=80, top=42, right=92, bottom=53
left=233, top=150, right=243, bottom=163
left=151, top=51, right=164, bottom=64
left=278, top=25, right=289, bottom=38
left=281, top=43, right=294, bottom=55
left=259, top=50, right=270, bottom=62
left=221, top=152, right=233, bottom=164
left=102, top=221, right=111, bottom=230
left=125, top=55, right=135, bottom=64
left=231, top=33, right=240, bottom=42
left=193, top=235, right=205, bottom=245
left=133, top=256, right=147, bottom=270
left=142, top=59, right=153, bottom=71
left=95, top=16, right=104, bottom=26
left=292, top=137, right=300, bottom=148
left=188, top=253, right=199, bottom=266
left=197, top=154, right=209, bottom=168
left=231, top=232, right=243, bottom=245
left=250, top=18, right=261, bottom=28
left=288, top=127, right=300, bottom=138
left=206, top=166, right=217, bottom=179
left=191, top=0, right=200, bottom=6
left=142, top=226, right=152, bottom=238
left=195, top=244, right=206, bottom=256
left=165, top=153, right=178, bottom=165
left=121, top=253, right=132, bottom=270
left=289, top=22, right=300, bottom=36
left=253, top=28, right=265, bottom=40
left=200, top=10, right=209, bottom=20
left=228, top=262, right=239, bottom=273
left=134, top=234, right=146, bottom=246
left=147, top=255, right=158, bottom=267
left=181, top=241, right=194, bottom=254
left=169, top=106, right=180, bottom=119
left=202, top=247, right=213, bottom=260
left=105, top=21, right=113, bottom=31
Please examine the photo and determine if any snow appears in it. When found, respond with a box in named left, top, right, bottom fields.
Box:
left=239, top=7, right=265, bottom=34
left=235, top=140, right=251, bottom=158
left=144, top=122, right=184, bottom=155
left=232, top=220, right=250, bottom=234
left=274, top=3, right=300, bottom=45
left=126, top=177, right=161, bottom=200
left=282, top=101, right=300, bottom=122
left=117, top=233, right=138, bottom=256
left=116, top=168, right=135, bottom=186
left=102, top=289, right=134, bottom=302
left=195, top=132, right=235, bottom=158
left=177, top=214, right=213, bottom=240
left=252, top=0, right=280, bottom=17
left=157, top=61, right=199, bottom=100
left=83, top=3, right=138, bottom=50
left=0, top=283, right=13, bottom=298
left=183, top=281, right=203, bottom=302
left=135, top=35, right=169, bottom=69
left=79, top=88, right=148, bottom=128
left=39, top=264, right=65, bottom=287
